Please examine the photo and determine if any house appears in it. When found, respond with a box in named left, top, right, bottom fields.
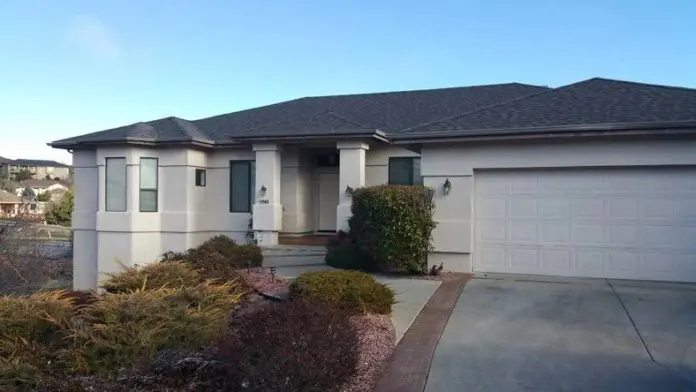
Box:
left=4, top=159, right=71, bottom=181
left=14, top=179, right=69, bottom=197
left=0, top=190, right=44, bottom=218
left=50, top=77, right=696, bottom=290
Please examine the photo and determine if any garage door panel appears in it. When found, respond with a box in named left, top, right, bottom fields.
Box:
left=474, top=168, right=696, bottom=282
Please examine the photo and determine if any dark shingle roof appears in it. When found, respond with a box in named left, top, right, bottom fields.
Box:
left=51, top=83, right=548, bottom=146
left=10, top=159, right=70, bottom=167
left=400, top=78, right=696, bottom=135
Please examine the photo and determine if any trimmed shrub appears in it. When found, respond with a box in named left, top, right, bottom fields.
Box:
left=290, top=270, right=395, bottom=315
left=0, top=291, right=75, bottom=387
left=69, top=281, right=245, bottom=374
left=160, top=235, right=263, bottom=282
left=100, top=261, right=201, bottom=293
left=219, top=299, right=361, bottom=392
left=349, top=185, right=436, bottom=274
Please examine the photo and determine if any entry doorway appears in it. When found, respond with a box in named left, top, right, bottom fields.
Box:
left=316, top=169, right=339, bottom=232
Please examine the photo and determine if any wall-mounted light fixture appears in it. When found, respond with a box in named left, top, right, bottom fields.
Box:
left=443, top=178, right=452, bottom=195
left=345, top=185, right=354, bottom=197
left=260, top=185, right=267, bottom=196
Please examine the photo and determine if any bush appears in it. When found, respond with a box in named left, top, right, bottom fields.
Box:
left=100, top=261, right=201, bottom=293
left=0, top=291, right=75, bottom=387
left=45, top=190, right=73, bottom=227
left=219, top=299, right=361, bottom=392
left=290, top=270, right=395, bottom=315
left=325, top=242, right=375, bottom=271
left=70, top=281, right=244, bottom=374
left=349, top=185, right=436, bottom=274
left=160, top=235, right=263, bottom=284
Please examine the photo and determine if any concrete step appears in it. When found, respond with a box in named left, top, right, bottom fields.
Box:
left=264, top=255, right=326, bottom=268
left=262, top=245, right=327, bottom=267
left=261, top=245, right=327, bottom=257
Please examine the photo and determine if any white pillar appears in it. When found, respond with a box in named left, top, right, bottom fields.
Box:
left=252, top=143, right=283, bottom=245
left=336, top=141, right=369, bottom=232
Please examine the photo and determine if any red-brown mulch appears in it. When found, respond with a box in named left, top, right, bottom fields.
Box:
left=341, top=314, right=396, bottom=392
left=237, top=268, right=290, bottom=295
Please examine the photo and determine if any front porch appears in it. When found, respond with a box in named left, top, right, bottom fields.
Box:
left=251, top=141, right=369, bottom=246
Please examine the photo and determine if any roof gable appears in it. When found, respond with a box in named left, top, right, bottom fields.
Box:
left=402, top=78, right=696, bottom=135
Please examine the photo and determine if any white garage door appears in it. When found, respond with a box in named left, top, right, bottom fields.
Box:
left=474, top=168, right=696, bottom=282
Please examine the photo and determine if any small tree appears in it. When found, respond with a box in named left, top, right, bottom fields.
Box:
left=36, top=191, right=51, bottom=202
left=21, top=187, right=35, bottom=198
left=45, top=190, right=73, bottom=226
left=12, top=169, right=33, bottom=182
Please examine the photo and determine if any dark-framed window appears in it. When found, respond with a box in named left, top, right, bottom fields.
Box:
left=139, top=157, right=158, bottom=212
left=195, top=169, right=206, bottom=187
left=388, top=157, right=423, bottom=186
left=105, top=157, right=127, bottom=212
left=230, top=160, right=255, bottom=212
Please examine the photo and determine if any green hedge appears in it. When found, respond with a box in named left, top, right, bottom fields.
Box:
left=348, top=185, right=436, bottom=274
left=289, top=270, right=395, bottom=315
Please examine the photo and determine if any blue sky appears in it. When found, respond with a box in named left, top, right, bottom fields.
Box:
left=1, top=0, right=694, bottom=164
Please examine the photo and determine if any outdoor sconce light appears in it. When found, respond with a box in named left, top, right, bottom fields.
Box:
left=345, top=185, right=354, bottom=197
left=260, top=185, right=267, bottom=196
left=443, top=178, right=452, bottom=195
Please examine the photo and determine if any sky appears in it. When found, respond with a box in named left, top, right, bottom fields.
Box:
left=1, top=0, right=695, bottom=165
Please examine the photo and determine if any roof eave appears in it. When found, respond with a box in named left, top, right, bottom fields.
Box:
left=227, top=129, right=389, bottom=143
left=48, top=136, right=222, bottom=150
left=391, top=121, right=696, bottom=143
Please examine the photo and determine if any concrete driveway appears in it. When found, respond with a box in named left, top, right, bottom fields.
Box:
left=426, top=275, right=696, bottom=392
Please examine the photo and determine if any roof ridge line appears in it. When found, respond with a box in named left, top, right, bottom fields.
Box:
left=590, top=77, right=696, bottom=93
left=322, top=110, right=367, bottom=128
left=396, top=83, right=572, bottom=133
left=303, top=82, right=548, bottom=99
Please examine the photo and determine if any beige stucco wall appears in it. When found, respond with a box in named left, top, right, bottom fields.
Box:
left=421, top=137, right=696, bottom=273
left=71, top=143, right=418, bottom=289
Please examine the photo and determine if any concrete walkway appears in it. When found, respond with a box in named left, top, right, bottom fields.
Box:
left=273, top=262, right=441, bottom=344
left=425, top=275, right=696, bottom=392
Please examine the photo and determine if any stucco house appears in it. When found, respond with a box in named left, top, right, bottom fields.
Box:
left=51, top=78, right=696, bottom=289
left=15, top=179, right=69, bottom=197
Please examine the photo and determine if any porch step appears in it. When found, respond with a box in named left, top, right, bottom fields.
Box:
left=262, top=245, right=327, bottom=268
left=262, top=245, right=327, bottom=257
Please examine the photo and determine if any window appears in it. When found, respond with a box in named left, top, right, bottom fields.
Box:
left=139, top=158, right=158, bottom=212
left=29, top=166, right=37, bottom=173
left=388, top=157, right=423, bottom=186
left=195, top=169, right=206, bottom=187
left=9, top=165, right=17, bottom=172
left=105, top=158, right=127, bottom=212
left=230, top=160, right=255, bottom=212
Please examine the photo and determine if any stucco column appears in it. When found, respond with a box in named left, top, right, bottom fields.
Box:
left=252, top=143, right=283, bottom=245
left=336, top=141, right=369, bottom=232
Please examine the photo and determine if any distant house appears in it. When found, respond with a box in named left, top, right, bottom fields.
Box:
left=4, top=159, right=71, bottom=181
left=0, top=190, right=44, bottom=217
left=14, top=179, right=68, bottom=197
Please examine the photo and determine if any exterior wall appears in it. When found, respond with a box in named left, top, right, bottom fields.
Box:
left=421, top=138, right=696, bottom=273
left=72, top=146, right=254, bottom=290
left=281, top=147, right=314, bottom=234
left=36, top=166, right=71, bottom=180
left=365, top=146, right=420, bottom=186
left=71, top=142, right=422, bottom=289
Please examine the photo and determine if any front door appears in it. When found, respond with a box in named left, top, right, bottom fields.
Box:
left=317, top=170, right=339, bottom=231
